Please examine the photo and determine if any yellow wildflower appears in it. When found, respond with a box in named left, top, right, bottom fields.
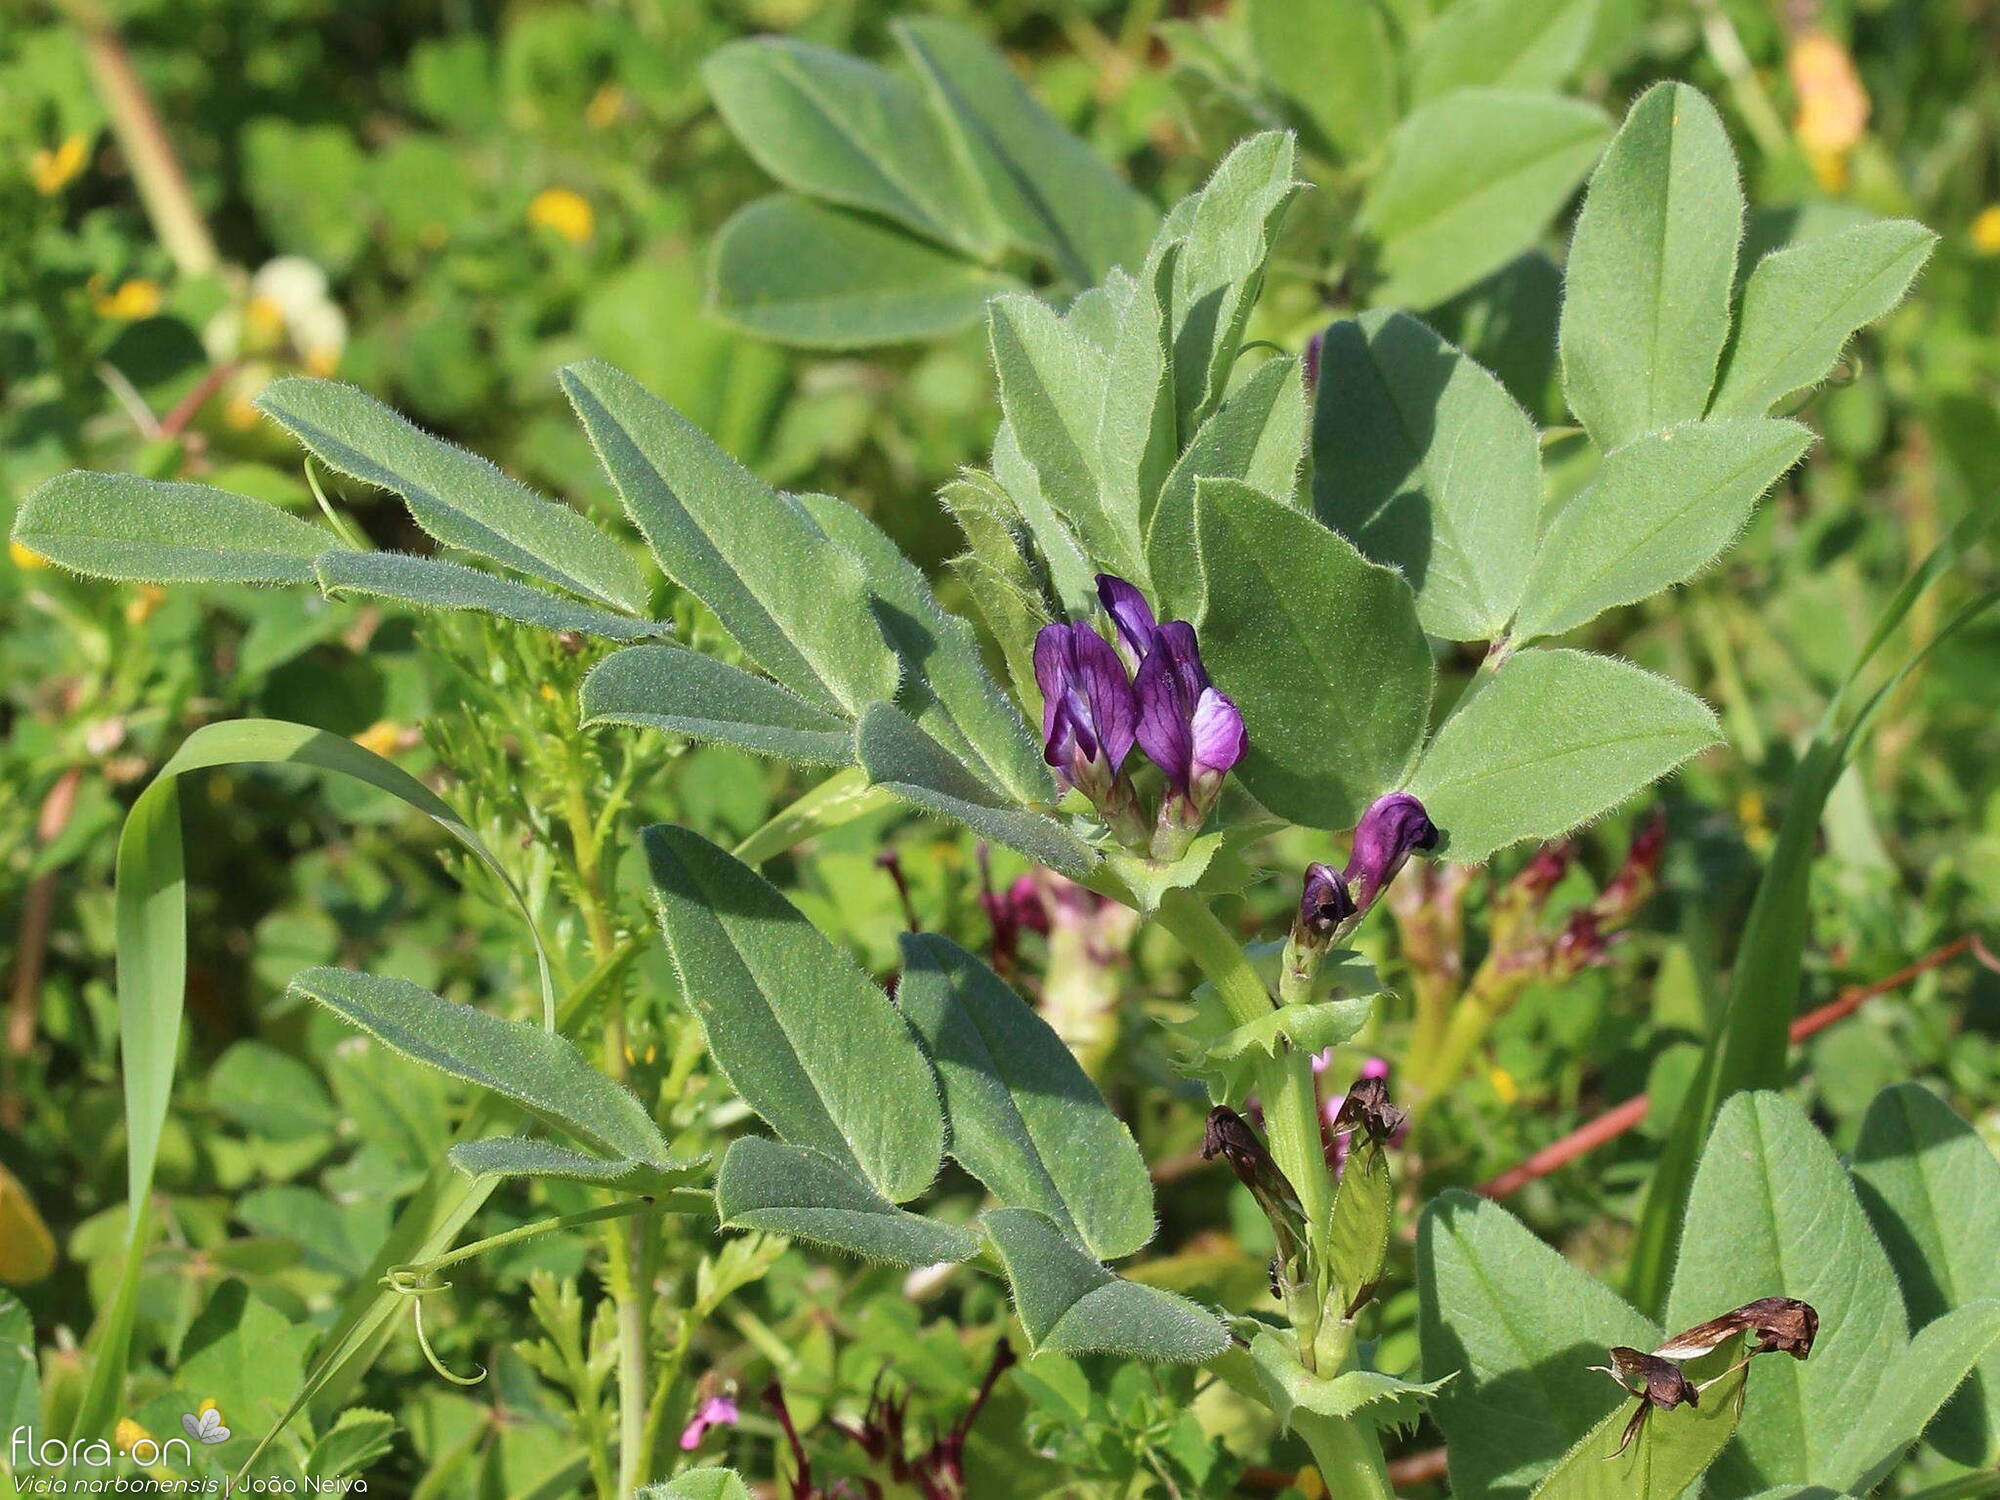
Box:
left=529, top=186, right=595, bottom=246
left=245, top=294, right=287, bottom=344
left=0, top=1160, right=55, bottom=1284
left=96, top=279, right=164, bottom=321
left=124, top=584, right=166, bottom=625
left=1972, top=206, right=2000, bottom=257
left=30, top=133, right=88, bottom=195
left=1488, top=1066, right=1520, bottom=1106
left=586, top=83, right=625, bottom=131
left=353, top=721, right=403, bottom=757
left=115, top=1419, right=152, bottom=1454
left=10, top=539, right=47, bottom=570
left=304, top=344, right=340, bottom=377
left=1789, top=31, right=1868, bottom=194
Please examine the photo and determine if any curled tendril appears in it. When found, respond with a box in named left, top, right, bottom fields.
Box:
left=383, top=1267, right=487, bottom=1387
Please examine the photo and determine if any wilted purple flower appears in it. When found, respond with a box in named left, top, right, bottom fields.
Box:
left=1034, top=621, right=1136, bottom=798
left=1343, top=792, right=1439, bottom=913
left=1297, top=862, right=1356, bottom=941
left=680, top=1393, right=740, bottom=1450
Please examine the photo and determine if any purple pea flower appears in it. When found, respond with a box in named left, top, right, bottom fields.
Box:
left=680, top=1393, right=740, bottom=1450
left=1037, top=575, right=1249, bottom=857
left=1132, top=621, right=1246, bottom=838
left=1033, top=621, right=1136, bottom=798
left=1343, top=792, right=1439, bottom=913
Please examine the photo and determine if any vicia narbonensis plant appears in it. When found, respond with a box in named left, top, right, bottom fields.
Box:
left=17, top=76, right=1998, bottom=1500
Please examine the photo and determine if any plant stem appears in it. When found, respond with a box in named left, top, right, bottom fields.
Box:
left=615, top=1216, right=650, bottom=1497
left=731, top=767, right=890, bottom=866
left=63, top=0, right=220, bottom=276
left=1155, top=892, right=1333, bottom=1287
left=1296, top=1408, right=1396, bottom=1500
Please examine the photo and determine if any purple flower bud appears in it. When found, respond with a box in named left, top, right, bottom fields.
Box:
left=1096, top=573, right=1157, bottom=669
left=1342, top=792, right=1439, bottom=912
left=1303, top=328, right=1325, bottom=392
left=1297, top=861, right=1356, bottom=938
left=1034, top=621, right=1136, bottom=794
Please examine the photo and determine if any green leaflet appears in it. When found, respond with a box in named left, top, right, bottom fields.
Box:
left=581, top=643, right=856, bottom=767
left=984, top=1208, right=1230, bottom=1364
left=714, top=1137, right=979, bottom=1267
left=987, top=289, right=1154, bottom=585
left=799, top=492, right=1051, bottom=804
left=897, top=933, right=1154, bottom=1261
left=304, top=1409, right=396, bottom=1480
left=1559, top=83, right=1744, bottom=449
left=707, top=194, right=1020, bottom=347
left=1194, top=479, right=1434, bottom=830
left=853, top=702, right=1098, bottom=878
left=445, top=1137, right=689, bottom=1192
left=1851, top=1084, right=2000, bottom=1465
left=256, top=377, right=646, bottom=612
left=1410, top=648, right=1721, bottom=863
left=1361, top=90, right=1611, bottom=311
left=1165, top=131, right=1304, bottom=431
left=1148, top=355, right=1307, bottom=621
left=314, top=550, right=666, bottom=643
left=941, top=468, right=1055, bottom=706
left=644, top=825, right=944, bottom=1201
left=702, top=37, right=997, bottom=258
left=559, top=358, right=900, bottom=715
left=893, top=17, right=1156, bottom=284
left=1246, top=0, right=1396, bottom=160
left=1312, top=310, right=1542, bottom=641
left=1418, top=1191, right=1661, bottom=1500
left=1527, top=1364, right=1746, bottom=1500
left=1663, top=1092, right=1906, bottom=1495
left=289, top=968, right=685, bottom=1173
left=1512, top=418, right=1813, bottom=641
left=1709, top=219, right=1938, bottom=417
left=638, top=1468, right=754, bottom=1500
left=13, top=472, right=340, bottom=585
left=1826, top=1301, right=2000, bottom=1494
left=1325, top=1137, right=1392, bottom=1314
left=1410, top=0, right=1599, bottom=102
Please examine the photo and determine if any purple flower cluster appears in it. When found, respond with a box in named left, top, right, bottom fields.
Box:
left=1034, top=575, right=1246, bottom=858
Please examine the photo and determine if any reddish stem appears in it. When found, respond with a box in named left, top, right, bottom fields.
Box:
left=1478, top=933, right=1982, bottom=1200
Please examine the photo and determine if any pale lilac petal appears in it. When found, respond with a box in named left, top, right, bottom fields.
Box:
left=1189, top=688, right=1245, bottom=777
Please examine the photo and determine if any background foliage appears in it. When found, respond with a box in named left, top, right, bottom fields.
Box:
left=4, top=0, right=2000, bottom=1496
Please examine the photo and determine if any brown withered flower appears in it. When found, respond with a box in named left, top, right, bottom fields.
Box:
left=1653, top=1296, right=1819, bottom=1362
left=1588, top=1346, right=1700, bottom=1457
left=1330, top=1073, right=1407, bottom=1144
